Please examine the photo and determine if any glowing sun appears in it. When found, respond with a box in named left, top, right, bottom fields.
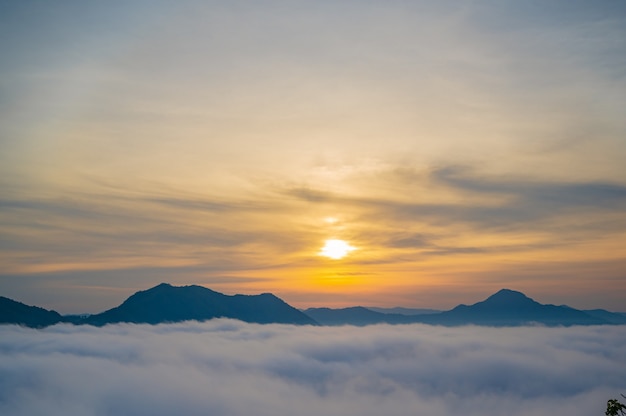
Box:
left=320, top=239, right=356, bottom=259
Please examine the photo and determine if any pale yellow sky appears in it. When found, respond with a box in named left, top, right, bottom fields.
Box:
left=1, top=1, right=625, bottom=313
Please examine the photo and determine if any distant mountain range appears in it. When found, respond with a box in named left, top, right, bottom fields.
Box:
left=306, top=289, right=626, bottom=327
left=366, top=306, right=440, bottom=315
left=1, top=285, right=625, bottom=328
left=0, top=284, right=315, bottom=328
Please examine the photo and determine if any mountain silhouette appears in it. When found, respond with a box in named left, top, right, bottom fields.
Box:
left=2, top=286, right=624, bottom=328
left=366, top=306, right=440, bottom=315
left=304, top=306, right=416, bottom=326
left=578, top=308, right=626, bottom=325
left=84, top=283, right=317, bottom=326
left=0, top=296, right=63, bottom=328
left=414, top=289, right=612, bottom=326
left=305, top=306, right=441, bottom=326
left=304, top=289, right=624, bottom=327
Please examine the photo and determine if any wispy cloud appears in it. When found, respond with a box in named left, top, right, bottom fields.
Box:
left=283, top=164, right=626, bottom=234
left=1, top=0, right=625, bottom=310
left=432, top=166, right=626, bottom=209
left=2, top=162, right=625, bottom=311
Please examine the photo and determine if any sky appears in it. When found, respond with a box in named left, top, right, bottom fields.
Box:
left=1, top=321, right=625, bottom=416
left=1, top=0, right=626, bottom=313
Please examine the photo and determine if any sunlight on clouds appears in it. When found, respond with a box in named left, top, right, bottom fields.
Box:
left=1, top=1, right=625, bottom=310
left=2, top=160, right=626, bottom=311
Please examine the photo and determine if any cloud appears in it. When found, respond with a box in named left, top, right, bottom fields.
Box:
left=283, top=164, right=626, bottom=237
left=0, top=186, right=309, bottom=270
left=0, top=321, right=624, bottom=416
left=432, top=166, right=626, bottom=210
left=2, top=162, right=625, bottom=312
left=1, top=0, right=626, bottom=312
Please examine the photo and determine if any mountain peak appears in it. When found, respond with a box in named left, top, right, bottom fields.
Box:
left=482, top=289, right=537, bottom=306
left=143, top=283, right=217, bottom=295
left=152, top=283, right=173, bottom=290
left=84, top=283, right=317, bottom=326
left=430, top=288, right=611, bottom=326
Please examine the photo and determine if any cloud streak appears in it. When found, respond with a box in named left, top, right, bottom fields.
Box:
left=2, top=162, right=626, bottom=312
left=284, top=164, right=626, bottom=236
left=0, top=322, right=624, bottom=416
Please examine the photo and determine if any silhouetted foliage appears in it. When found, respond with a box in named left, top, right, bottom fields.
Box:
left=606, top=395, right=626, bottom=416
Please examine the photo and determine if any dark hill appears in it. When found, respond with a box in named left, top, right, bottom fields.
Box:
left=0, top=296, right=63, bottom=328
left=303, top=289, right=623, bottom=327
left=416, top=289, right=608, bottom=326
left=84, top=283, right=317, bottom=326
left=3, top=287, right=623, bottom=328
left=305, top=306, right=418, bottom=326
left=366, top=306, right=440, bottom=315
left=581, top=308, right=626, bottom=324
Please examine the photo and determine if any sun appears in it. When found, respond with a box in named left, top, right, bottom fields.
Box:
left=319, top=239, right=356, bottom=259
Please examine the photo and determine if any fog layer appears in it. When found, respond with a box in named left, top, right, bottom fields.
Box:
left=1, top=321, right=624, bottom=416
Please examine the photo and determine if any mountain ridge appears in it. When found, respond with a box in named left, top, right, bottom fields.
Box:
left=417, top=288, right=609, bottom=326
left=1, top=285, right=625, bottom=328
left=84, top=283, right=316, bottom=326
left=307, top=289, right=626, bottom=327
left=0, top=296, right=63, bottom=328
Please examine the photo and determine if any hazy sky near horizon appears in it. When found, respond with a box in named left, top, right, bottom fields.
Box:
left=1, top=321, right=625, bottom=416
left=1, top=0, right=626, bottom=313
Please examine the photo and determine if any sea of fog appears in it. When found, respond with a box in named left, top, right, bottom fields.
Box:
left=1, top=321, right=625, bottom=416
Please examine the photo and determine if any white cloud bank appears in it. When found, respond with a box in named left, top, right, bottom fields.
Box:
left=1, top=322, right=625, bottom=416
